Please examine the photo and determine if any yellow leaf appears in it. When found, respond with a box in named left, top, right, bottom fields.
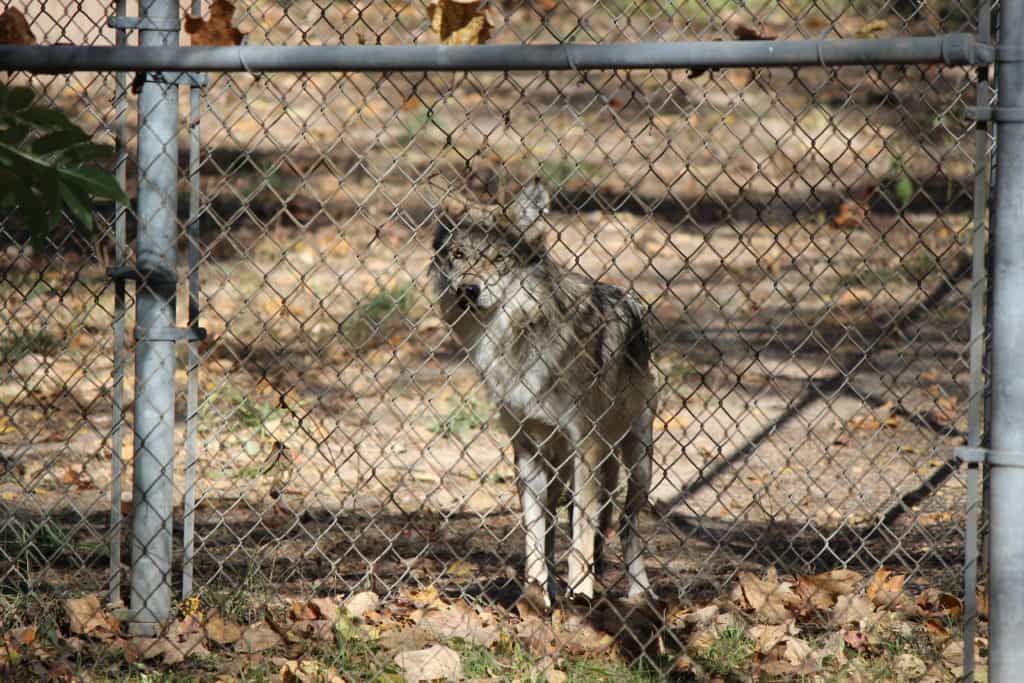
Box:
left=427, top=0, right=498, bottom=45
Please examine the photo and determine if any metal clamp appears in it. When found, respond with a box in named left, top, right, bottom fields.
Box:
left=107, top=16, right=181, bottom=32
left=107, top=265, right=180, bottom=287
left=135, top=326, right=207, bottom=343
left=956, top=446, right=1024, bottom=468
left=965, top=105, right=1024, bottom=122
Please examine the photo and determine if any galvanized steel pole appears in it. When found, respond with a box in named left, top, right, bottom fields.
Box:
left=128, top=0, right=180, bottom=635
left=987, top=0, right=1024, bottom=672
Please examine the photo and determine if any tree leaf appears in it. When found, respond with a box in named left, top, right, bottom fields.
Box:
left=12, top=178, right=47, bottom=239
left=0, top=124, right=29, bottom=146
left=63, top=142, right=115, bottom=164
left=59, top=165, right=129, bottom=203
left=58, top=177, right=94, bottom=230
left=17, top=106, right=75, bottom=130
left=32, top=128, right=90, bottom=156
left=4, top=86, right=35, bottom=113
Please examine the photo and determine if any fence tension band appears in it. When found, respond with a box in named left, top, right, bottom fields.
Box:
left=134, top=326, right=207, bottom=343
left=132, top=71, right=208, bottom=89
left=108, top=15, right=206, bottom=90
left=956, top=446, right=1024, bottom=468
left=966, top=105, right=1024, bottom=122
left=106, top=265, right=179, bottom=286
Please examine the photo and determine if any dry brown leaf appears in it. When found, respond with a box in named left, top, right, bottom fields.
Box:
left=419, top=603, right=498, bottom=647
left=747, top=623, right=788, bottom=654
left=545, top=668, right=568, bottom=683
left=515, top=615, right=558, bottom=656
left=917, top=588, right=963, bottom=619
left=394, top=644, right=463, bottom=682
left=831, top=595, right=877, bottom=629
left=235, top=622, right=283, bottom=653
left=184, top=0, right=245, bottom=46
left=515, top=582, right=549, bottom=619
left=558, top=613, right=615, bottom=656
left=62, top=466, right=94, bottom=490
left=65, top=594, right=119, bottom=638
left=427, top=0, right=499, bottom=45
left=866, top=568, right=907, bottom=608
left=796, top=569, right=862, bottom=610
left=855, top=19, right=890, bottom=38
left=344, top=591, right=380, bottom=619
left=734, top=569, right=800, bottom=623
left=734, top=24, right=773, bottom=40
left=278, top=659, right=347, bottom=683
left=205, top=612, right=243, bottom=645
left=831, top=200, right=866, bottom=230
left=843, top=628, right=870, bottom=651
left=896, top=653, right=927, bottom=679
left=929, top=396, right=959, bottom=427
left=0, top=8, right=34, bottom=44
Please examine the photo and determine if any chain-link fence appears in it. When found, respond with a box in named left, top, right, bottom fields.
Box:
left=0, top=0, right=994, bottom=678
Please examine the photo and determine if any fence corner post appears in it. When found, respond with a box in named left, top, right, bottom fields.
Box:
left=128, top=0, right=181, bottom=636
left=986, top=0, right=1024, bottom=674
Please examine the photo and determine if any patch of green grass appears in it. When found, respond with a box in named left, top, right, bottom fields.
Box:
left=541, top=158, right=602, bottom=187
left=428, top=398, right=490, bottom=439
left=396, top=109, right=445, bottom=147
left=901, top=250, right=938, bottom=283
left=882, top=155, right=916, bottom=210
left=342, top=284, right=416, bottom=350
left=694, top=625, right=754, bottom=679
left=0, top=329, right=60, bottom=361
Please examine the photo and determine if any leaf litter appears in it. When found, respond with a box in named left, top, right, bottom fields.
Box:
left=0, top=567, right=985, bottom=680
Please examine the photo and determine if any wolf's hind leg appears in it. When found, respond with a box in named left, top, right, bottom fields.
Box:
left=621, top=408, right=653, bottom=599
left=568, top=439, right=605, bottom=600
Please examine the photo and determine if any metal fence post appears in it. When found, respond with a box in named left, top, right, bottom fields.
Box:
left=128, top=0, right=181, bottom=635
left=986, top=0, right=1024, bottom=673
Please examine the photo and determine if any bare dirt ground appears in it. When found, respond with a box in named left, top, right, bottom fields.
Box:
left=0, top=3, right=983, bottom=677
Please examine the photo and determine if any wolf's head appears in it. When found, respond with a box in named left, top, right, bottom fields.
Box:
left=431, top=180, right=551, bottom=312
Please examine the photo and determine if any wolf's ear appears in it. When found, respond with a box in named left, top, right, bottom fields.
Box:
left=509, top=179, right=550, bottom=245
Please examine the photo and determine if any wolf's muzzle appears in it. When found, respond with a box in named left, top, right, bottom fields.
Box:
left=460, top=284, right=482, bottom=305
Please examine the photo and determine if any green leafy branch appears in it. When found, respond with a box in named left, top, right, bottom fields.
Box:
left=0, top=83, right=128, bottom=244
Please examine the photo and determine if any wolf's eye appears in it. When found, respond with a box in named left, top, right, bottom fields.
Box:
left=451, top=248, right=465, bottom=260
left=493, top=253, right=505, bottom=263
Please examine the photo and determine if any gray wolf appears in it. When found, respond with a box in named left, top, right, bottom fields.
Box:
left=431, top=179, right=655, bottom=603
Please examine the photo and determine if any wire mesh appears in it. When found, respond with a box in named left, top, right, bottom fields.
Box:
left=0, top=0, right=989, bottom=678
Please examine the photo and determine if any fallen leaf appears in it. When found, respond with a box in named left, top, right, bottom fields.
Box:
left=545, top=669, right=568, bottom=683
left=734, top=24, right=773, bottom=40
left=831, top=595, right=876, bottom=629
left=796, top=569, right=862, bottom=610
left=419, top=603, right=498, bottom=647
left=184, top=0, right=245, bottom=46
left=856, top=19, right=889, bottom=38
left=394, top=644, right=463, bottom=682
left=843, top=628, right=869, bottom=651
left=515, top=582, right=549, bottom=619
left=65, top=594, right=119, bottom=638
left=866, top=568, right=907, bottom=608
left=515, top=615, right=557, bottom=656
left=831, top=200, right=865, bottom=230
left=427, top=0, right=499, bottom=45
left=344, top=591, right=380, bottom=619
left=747, top=623, right=788, bottom=653
left=0, top=7, right=34, bottom=44
left=278, top=658, right=347, bottom=683
left=235, top=622, right=283, bottom=653
left=205, top=612, right=243, bottom=645
left=917, top=588, right=963, bottom=619
left=896, top=653, right=927, bottom=679
left=733, top=569, right=800, bottom=623
left=62, top=466, right=94, bottom=490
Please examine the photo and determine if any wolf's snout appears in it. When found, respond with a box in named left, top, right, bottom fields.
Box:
left=460, top=284, right=481, bottom=304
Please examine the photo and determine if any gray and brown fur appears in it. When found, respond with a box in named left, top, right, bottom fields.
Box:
left=431, top=179, right=655, bottom=602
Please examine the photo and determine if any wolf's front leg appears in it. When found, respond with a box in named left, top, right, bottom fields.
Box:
left=514, top=435, right=552, bottom=606
left=568, top=441, right=604, bottom=600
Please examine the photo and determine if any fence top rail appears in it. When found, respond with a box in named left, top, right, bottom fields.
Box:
left=0, top=34, right=991, bottom=74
